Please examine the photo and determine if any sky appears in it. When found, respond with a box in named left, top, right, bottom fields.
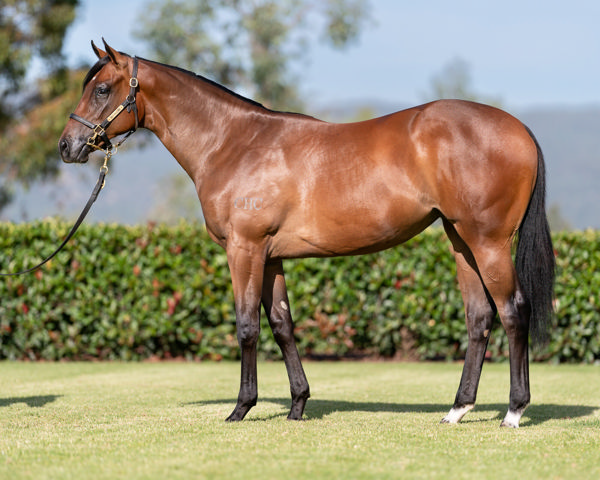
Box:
left=62, top=0, right=600, bottom=110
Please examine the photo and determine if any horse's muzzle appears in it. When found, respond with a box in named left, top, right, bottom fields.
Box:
left=58, top=135, right=92, bottom=164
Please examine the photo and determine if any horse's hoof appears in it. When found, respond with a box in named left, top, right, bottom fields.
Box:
left=441, top=404, right=474, bottom=424
left=500, top=409, right=523, bottom=428
left=286, top=414, right=306, bottom=421
left=225, top=406, right=249, bottom=422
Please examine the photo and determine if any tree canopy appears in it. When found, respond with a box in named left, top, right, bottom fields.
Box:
left=133, top=0, right=372, bottom=111
left=0, top=0, right=80, bottom=210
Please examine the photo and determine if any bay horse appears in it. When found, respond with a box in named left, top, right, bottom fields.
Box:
left=59, top=40, right=554, bottom=428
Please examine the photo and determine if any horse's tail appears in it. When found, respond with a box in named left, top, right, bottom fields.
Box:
left=515, top=125, right=555, bottom=346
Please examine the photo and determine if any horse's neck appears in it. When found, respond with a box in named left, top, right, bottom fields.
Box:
left=141, top=62, right=268, bottom=186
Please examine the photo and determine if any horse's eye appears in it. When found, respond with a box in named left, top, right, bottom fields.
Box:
left=95, top=85, right=110, bottom=98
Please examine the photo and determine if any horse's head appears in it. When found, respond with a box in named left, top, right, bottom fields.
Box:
left=59, top=39, right=142, bottom=163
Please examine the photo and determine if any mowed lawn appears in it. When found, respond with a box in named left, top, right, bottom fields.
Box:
left=0, top=361, right=598, bottom=480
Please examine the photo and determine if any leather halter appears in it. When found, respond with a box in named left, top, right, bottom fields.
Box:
left=70, top=56, right=140, bottom=154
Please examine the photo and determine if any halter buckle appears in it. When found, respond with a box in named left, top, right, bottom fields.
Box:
left=86, top=125, right=106, bottom=147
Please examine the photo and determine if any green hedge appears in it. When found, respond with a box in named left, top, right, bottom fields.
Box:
left=0, top=221, right=598, bottom=363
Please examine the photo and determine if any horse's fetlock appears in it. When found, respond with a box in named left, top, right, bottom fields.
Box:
left=292, top=385, right=310, bottom=400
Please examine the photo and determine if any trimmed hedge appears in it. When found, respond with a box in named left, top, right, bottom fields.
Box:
left=0, top=221, right=598, bottom=363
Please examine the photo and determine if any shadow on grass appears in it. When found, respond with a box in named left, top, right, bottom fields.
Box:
left=187, top=398, right=598, bottom=426
left=0, top=395, right=62, bottom=408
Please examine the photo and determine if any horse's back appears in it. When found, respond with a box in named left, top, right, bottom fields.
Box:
left=265, top=100, right=538, bottom=258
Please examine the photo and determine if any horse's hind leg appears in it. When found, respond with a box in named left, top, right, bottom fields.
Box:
left=442, top=222, right=497, bottom=424
left=449, top=224, right=531, bottom=427
left=262, top=260, right=310, bottom=420
left=481, top=254, right=531, bottom=428
left=479, top=249, right=530, bottom=427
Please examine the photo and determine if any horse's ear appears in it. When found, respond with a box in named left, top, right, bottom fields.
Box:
left=102, top=38, right=126, bottom=67
left=91, top=40, right=106, bottom=59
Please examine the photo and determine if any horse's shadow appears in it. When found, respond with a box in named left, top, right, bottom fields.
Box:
left=1, top=395, right=595, bottom=426
left=0, top=395, right=62, bottom=408
left=187, top=398, right=599, bottom=426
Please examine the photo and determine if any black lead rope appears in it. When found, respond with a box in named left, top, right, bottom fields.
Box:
left=0, top=160, right=109, bottom=277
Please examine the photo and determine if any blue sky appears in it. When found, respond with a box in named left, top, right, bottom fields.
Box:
left=64, top=0, right=600, bottom=110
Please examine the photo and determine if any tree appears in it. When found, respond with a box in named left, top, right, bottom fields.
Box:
left=0, top=0, right=80, bottom=210
left=422, top=57, right=502, bottom=107
left=133, top=0, right=372, bottom=111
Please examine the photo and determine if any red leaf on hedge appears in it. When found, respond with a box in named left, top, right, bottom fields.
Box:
left=167, top=297, right=177, bottom=315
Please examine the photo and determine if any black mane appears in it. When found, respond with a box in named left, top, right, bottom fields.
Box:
left=141, top=57, right=267, bottom=110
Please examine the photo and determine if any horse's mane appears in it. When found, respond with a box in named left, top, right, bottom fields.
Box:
left=143, top=58, right=319, bottom=119
left=84, top=55, right=312, bottom=118
left=140, top=58, right=268, bottom=110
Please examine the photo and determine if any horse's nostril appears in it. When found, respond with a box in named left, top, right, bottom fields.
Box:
left=59, top=138, right=70, bottom=158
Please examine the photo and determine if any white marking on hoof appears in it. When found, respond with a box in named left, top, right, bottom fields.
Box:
left=500, top=409, right=523, bottom=428
left=441, top=404, right=474, bottom=424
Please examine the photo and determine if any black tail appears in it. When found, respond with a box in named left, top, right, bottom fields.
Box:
left=515, top=125, right=555, bottom=346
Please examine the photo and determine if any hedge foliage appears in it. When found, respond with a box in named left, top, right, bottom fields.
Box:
left=0, top=221, right=599, bottom=363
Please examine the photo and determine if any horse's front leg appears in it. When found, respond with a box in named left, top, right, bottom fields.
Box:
left=262, top=260, right=310, bottom=420
left=225, top=244, right=266, bottom=422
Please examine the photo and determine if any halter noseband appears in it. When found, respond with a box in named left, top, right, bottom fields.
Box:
left=70, top=56, right=140, bottom=154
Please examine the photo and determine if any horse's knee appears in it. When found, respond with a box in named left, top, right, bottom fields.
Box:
left=270, top=315, right=294, bottom=343
left=465, top=301, right=495, bottom=341
left=237, top=317, right=260, bottom=347
left=267, top=302, right=295, bottom=342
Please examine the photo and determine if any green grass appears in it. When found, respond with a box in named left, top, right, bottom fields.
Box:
left=0, top=361, right=598, bottom=480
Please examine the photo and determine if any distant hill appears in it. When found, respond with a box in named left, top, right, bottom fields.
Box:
left=2, top=103, right=599, bottom=230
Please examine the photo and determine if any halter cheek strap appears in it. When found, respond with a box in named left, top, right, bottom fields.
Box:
left=70, top=56, right=139, bottom=153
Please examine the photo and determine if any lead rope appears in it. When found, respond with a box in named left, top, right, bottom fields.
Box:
left=0, top=154, right=111, bottom=276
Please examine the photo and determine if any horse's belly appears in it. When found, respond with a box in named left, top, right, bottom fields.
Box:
left=270, top=199, right=436, bottom=259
